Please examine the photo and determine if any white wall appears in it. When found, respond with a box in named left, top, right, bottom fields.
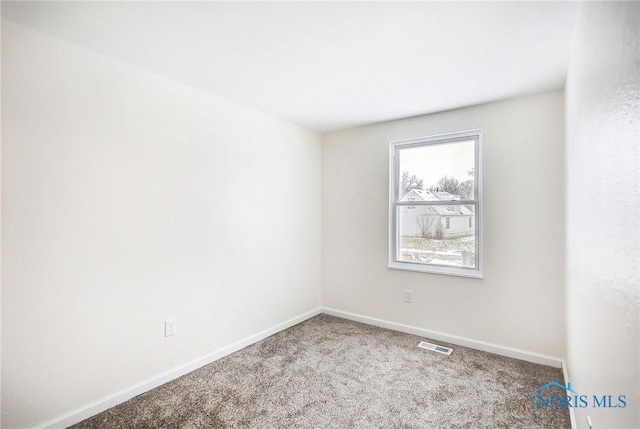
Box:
left=322, top=91, right=566, bottom=358
left=0, top=14, right=3, bottom=424
left=1, top=20, right=321, bottom=429
left=565, top=2, right=639, bottom=428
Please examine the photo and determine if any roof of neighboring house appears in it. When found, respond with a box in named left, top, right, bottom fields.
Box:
left=430, top=205, right=473, bottom=216
left=401, top=189, right=473, bottom=216
left=402, top=189, right=461, bottom=202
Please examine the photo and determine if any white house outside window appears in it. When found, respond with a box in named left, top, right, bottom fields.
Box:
left=389, top=130, right=482, bottom=278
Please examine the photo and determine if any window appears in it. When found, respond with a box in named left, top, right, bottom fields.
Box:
left=389, top=130, right=482, bottom=278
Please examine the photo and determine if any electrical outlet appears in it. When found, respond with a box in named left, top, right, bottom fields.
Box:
left=164, top=319, right=176, bottom=337
left=404, top=290, right=413, bottom=303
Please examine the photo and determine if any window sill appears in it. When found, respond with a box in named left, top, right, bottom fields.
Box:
left=388, top=261, right=484, bottom=279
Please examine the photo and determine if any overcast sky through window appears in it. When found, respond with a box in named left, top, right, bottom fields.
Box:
left=398, top=140, right=474, bottom=189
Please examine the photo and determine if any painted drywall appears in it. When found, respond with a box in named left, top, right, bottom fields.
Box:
left=322, top=91, right=566, bottom=358
left=0, top=14, right=3, bottom=424
left=1, top=19, right=321, bottom=429
left=565, top=2, right=640, bottom=428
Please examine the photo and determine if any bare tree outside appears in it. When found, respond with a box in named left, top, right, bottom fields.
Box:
left=460, top=167, right=475, bottom=200
left=417, top=214, right=443, bottom=239
left=417, top=214, right=434, bottom=239
left=429, top=168, right=474, bottom=200
left=401, top=171, right=424, bottom=197
left=432, top=175, right=461, bottom=195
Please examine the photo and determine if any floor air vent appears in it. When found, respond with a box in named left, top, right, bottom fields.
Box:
left=418, top=341, right=453, bottom=355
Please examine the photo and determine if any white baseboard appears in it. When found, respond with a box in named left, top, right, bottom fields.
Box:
left=35, top=307, right=322, bottom=429
left=322, top=307, right=563, bottom=368
left=562, top=360, right=577, bottom=429
left=34, top=307, right=564, bottom=429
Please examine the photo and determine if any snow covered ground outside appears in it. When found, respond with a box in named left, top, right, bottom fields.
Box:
left=399, top=235, right=475, bottom=266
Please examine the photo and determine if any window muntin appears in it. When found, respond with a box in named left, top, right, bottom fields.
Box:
left=389, top=130, right=482, bottom=278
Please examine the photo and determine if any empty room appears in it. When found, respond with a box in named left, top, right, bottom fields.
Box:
left=1, top=1, right=638, bottom=429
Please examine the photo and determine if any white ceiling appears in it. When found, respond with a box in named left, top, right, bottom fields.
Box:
left=2, top=1, right=579, bottom=133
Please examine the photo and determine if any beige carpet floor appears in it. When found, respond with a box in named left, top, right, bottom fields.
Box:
left=72, top=314, right=570, bottom=428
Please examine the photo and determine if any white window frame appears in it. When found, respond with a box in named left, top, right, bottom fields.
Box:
left=388, top=129, right=483, bottom=278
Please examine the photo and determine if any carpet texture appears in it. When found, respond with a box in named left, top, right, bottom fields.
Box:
left=72, top=315, right=570, bottom=428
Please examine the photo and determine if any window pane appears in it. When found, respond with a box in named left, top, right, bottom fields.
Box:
left=398, top=140, right=475, bottom=200
left=397, top=204, right=476, bottom=268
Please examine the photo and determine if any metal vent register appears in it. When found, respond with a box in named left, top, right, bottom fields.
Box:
left=418, top=341, right=453, bottom=355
